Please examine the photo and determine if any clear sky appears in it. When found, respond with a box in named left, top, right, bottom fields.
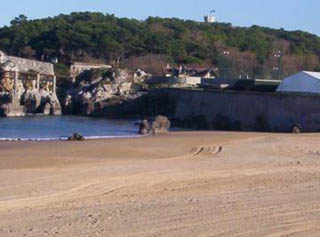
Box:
left=1, top=0, right=319, bottom=36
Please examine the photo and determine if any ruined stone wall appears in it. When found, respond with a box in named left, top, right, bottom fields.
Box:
left=165, top=89, right=320, bottom=132
left=0, top=51, right=61, bottom=116
left=70, top=62, right=112, bottom=78
left=5, top=56, right=54, bottom=75
left=0, top=51, right=54, bottom=75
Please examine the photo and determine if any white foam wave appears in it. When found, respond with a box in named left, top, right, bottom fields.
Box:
left=0, top=134, right=143, bottom=142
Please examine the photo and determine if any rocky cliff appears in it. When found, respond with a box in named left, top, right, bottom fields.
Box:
left=63, top=68, right=148, bottom=116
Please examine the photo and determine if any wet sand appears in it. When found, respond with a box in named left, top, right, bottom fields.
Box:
left=1, top=131, right=320, bottom=236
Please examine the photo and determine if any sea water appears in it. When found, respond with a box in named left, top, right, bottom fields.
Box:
left=0, top=116, right=139, bottom=141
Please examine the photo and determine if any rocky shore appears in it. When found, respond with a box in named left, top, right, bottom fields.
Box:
left=61, top=68, right=152, bottom=116
left=0, top=89, right=61, bottom=117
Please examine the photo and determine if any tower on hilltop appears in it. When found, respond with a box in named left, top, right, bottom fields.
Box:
left=204, top=10, right=216, bottom=23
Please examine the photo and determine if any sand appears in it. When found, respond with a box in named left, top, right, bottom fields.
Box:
left=1, top=131, right=320, bottom=236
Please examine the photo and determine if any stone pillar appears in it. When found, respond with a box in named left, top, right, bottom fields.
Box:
left=37, top=73, right=40, bottom=91
left=14, top=71, right=18, bottom=96
left=53, top=75, right=56, bottom=94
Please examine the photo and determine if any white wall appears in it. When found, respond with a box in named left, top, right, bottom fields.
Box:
left=277, top=72, right=320, bottom=93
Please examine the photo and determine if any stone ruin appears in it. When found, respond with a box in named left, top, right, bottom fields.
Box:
left=70, top=62, right=112, bottom=81
left=0, top=50, right=61, bottom=116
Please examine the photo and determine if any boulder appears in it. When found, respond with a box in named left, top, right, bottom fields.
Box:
left=292, top=124, right=303, bottom=134
left=151, top=115, right=171, bottom=134
left=133, top=69, right=152, bottom=83
left=137, top=119, right=150, bottom=135
left=68, top=133, right=85, bottom=141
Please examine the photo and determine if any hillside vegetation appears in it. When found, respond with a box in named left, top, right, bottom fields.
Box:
left=0, top=12, right=319, bottom=78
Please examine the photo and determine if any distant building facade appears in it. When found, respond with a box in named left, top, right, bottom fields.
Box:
left=163, top=65, right=218, bottom=86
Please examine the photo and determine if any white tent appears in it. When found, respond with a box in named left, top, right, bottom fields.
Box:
left=277, top=71, right=320, bottom=93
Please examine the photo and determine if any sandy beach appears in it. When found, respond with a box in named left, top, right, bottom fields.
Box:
left=1, top=131, right=320, bottom=236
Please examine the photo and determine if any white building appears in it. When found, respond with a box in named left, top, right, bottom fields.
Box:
left=276, top=71, right=320, bottom=93
left=204, top=15, right=216, bottom=23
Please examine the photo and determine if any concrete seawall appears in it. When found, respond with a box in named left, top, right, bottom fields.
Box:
left=65, top=88, right=320, bottom=132
left=165, top=89, right=320, bottom=132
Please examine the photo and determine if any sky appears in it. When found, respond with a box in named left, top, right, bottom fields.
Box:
left=1, top=0, right=319, bottom=36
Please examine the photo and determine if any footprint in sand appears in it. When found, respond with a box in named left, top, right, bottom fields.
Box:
left=191, top=145, right=223, bottom=157
left=275, top=145, right=320, bottom=157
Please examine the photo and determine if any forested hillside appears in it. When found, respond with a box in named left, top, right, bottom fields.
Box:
left=0, top=12, right=319, bottom=78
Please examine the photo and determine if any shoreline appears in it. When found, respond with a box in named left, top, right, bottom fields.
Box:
left=0, top=129, right=317, bottom=142
left=0, top=134, right=143, bottom=142
left=0, top=115, right=141, bottom=141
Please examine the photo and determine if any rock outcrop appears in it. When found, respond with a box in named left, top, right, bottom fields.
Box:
left=151, top=115, right=171, bottom=134
left=136, top=115, right=171, bottom=135
left=133, top=69, right=152, bottom=83
left=0, top=89, right=61, bottom=117
left=68, top=133, right=85, bottom=141
left=64, top=68, right=145, bottom=115
left=292, top=124, right=303, bottom=134
left=137, top=119, right=151, bottom=135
